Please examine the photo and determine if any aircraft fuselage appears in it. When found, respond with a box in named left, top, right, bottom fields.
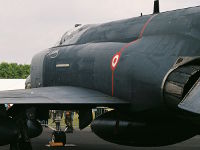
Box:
left=31, top=6, right=200, bottom=112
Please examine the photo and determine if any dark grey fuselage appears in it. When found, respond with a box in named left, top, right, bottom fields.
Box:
left=31, top=6, right=200, bottom=112
left=1, top=5, right=200, bottom=148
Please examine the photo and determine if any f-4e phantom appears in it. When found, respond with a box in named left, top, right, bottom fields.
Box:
left=1, top=0, right=200, bottom=149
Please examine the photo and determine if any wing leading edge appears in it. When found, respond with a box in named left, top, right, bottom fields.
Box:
left=0, top=86, right=128, bottom=105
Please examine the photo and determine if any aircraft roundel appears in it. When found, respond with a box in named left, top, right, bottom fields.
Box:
left=111, top=52, right=121, bottom=71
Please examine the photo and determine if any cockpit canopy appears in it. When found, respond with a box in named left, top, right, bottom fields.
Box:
left=56, top=25, right=94, bottom=46
left=55, top=16, right=151, bottom=47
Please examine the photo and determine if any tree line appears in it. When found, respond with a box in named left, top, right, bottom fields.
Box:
left=0, top=62, right=30, bottom=79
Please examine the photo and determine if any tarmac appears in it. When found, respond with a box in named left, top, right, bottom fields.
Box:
left=1, top=127, right=200, bottom=150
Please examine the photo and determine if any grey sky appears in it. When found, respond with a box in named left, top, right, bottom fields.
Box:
left=0, top=0, right=200, bottom=64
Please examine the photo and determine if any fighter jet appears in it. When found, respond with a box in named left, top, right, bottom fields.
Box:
left=1, top=0, right=200, bottom=149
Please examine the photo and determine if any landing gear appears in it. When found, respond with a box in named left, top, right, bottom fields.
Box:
left=49, top=111, right=66, bottom=147
left=9, top=108, right=36, bottom=150
left=9, top=127, right=33, bottom=150
left=51, top=131, right=66, bottom=146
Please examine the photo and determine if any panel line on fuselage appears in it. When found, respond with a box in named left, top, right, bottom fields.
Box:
left=110, top=14, right=158, bottom=96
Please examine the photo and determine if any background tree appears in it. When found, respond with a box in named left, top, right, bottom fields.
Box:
left=0, top=62, right=30, bottom=79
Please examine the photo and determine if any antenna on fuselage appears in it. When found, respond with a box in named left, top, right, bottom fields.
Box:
left=153, top=0, right=160, bottom=14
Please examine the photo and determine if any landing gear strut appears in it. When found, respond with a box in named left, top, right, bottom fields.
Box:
left=51, top=130, right=66, bottom=146
left=9, top=107, right=39, bottom=150
left=9, top=115, right=32, bottom=150
left=49, top=111, right=66, bottom=147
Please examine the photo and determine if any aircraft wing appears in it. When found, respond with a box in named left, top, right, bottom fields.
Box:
left=179, top=80, right=200, bottom=114
left=0, top=86, right=128, bottom=105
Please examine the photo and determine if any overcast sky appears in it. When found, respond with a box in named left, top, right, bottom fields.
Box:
left=0, top=0, right=200, bottom=64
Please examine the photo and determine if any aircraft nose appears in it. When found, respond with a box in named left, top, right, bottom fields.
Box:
left=31, top=50, right=48, bottom=88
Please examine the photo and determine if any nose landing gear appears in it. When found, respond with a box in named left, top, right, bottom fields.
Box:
left=49, top=111, right=66, bottom=147
left=50, top=130, right=66, bottom=147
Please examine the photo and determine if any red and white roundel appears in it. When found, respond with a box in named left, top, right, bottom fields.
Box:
left=111, top=52, right=121, bottom=71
